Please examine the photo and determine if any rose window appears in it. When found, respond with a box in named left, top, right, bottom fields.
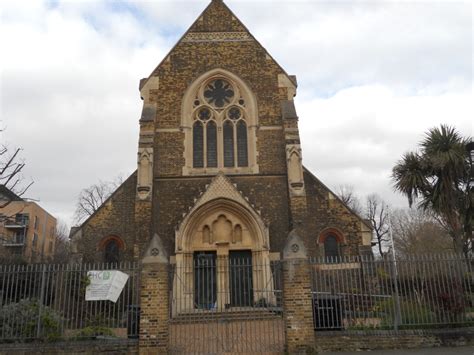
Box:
left=204, top=79, right=234, bottom=108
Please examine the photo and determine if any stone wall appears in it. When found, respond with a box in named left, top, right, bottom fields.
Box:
left=0, top=340, right=138, bottom=355
left=314, top=329, right=474, bottom=352
left=74, top=173, right=137, bottom=262
left=149, top=2, right=290, bottom=178
left=153, top=175, right=291, bottom=256
left=303, top=169, right=371, bottom=257
left=72, top=0, right=371, bottom=262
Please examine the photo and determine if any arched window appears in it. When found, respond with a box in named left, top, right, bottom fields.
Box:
left=99, top=236, right=125, bottom=264
left=104, top=239, right=120, bottom=264
left=237, top=121, right=248, bottom=167
left=193, top=121, right=204, bottom=168
left=206, top=121, right=217, bottom=168
left=319, top=229, right=344, bottom=263
left=324, top=235, right=340, bottom=262
left=185, top=73, right=255, bottom=173
left=223, top=121, right=234, bottom=167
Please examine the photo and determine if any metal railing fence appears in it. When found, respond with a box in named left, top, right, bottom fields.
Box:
left=310, top=254, right=474, bottom=331
left=0, top=262, right=140, bottom=343
left=168, top=253, right=285, bottom=353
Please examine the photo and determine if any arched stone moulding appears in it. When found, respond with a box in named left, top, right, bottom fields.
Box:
left=181, top=68, right=259, bottom=175
left=172, top=198, right=274, bottom=315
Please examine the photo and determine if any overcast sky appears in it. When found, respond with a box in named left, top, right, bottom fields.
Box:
left=1, top=0, right=472, bottom=228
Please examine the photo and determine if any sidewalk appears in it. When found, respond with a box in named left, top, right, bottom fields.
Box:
left=325, top=346, right=474, bottom=354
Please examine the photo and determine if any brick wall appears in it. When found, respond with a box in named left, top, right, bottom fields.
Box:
left=304, top=169, right=368, bottom=257
left=0, top=340, right=138, bottom=355
left=73, top=0, right=370, bottom=262
left=75, top=173, right=137, bottom=262
left=150, top=2, right=289, bottom=178
left=139, top=262, right=169, bottom=353
left=282, top=259, right=315, bottom=353
left=314, top=329, right=474, bottom=352
left=153, top=175, right=291, bottom=256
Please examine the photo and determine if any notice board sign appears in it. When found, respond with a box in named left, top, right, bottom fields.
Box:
left=85, top=270, right=129, bottom=303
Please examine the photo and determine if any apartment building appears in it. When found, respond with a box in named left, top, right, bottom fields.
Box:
left=0, top=186, right=57, bottom=263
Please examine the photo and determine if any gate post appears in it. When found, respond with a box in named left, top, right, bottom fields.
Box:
left=139, top=234, right=169, bottom=354
left=282, top=230, right=315, bottom=353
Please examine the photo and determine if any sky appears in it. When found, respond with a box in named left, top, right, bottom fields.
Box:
left=1, top=0, right=472, bottom=228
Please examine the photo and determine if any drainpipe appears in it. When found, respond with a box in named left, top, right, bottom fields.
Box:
left=40, top=210, right=48, bottom=262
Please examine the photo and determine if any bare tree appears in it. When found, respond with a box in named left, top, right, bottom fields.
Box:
left=390, top=208, right=453, bottom=256
left=51, top=220, right=71, bottom=263
left=73, top=176, right=123, bottom=224
left=335, top=184, right=363, bottom=215
left=366, top=194, right=390, bottom=258
left=0, top=128, right=33, bottom=209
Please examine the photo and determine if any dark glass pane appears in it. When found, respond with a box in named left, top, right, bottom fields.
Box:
left=194, top=251, right=217, bottom=309
left=229, top=250, right=253, bottom=307
left=223, top=121, right=234, bottom=167
left=237, top=121, right=248, bottom=167
left=324, top=235, right=339, bottom=262
left=198, top=107, right=211, bottom=121
left=228, top=107, right=241, bottom=120
left=193, top=121, right=204, bottom=168
left=204, top=79, right=234, bottom=108
left=105, top=240, right=120, bottom=264
left=206, top=121, right=217, bottom=168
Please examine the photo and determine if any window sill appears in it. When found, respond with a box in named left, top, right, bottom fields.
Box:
left=182, top=166, right=259, bottom=176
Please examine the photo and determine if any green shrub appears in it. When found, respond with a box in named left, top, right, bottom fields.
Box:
left=0, top=299, right=63, bottom=342
left=375, top=298, right=436, bottom=327
left=74, top=326, right=115, bottom=340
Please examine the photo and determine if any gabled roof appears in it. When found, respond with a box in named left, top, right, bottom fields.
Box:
left=0, top=185, right=23, bottom=202
left=303, top=166, right=373, bottom=231
left=175, top=173, right=270, bottom=252
left=141, top=0, right=296, bottom=88
left=176, top=173, right=266, bottom=232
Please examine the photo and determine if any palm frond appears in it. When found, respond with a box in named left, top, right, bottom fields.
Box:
left=392, top=151, right=429, bottom=207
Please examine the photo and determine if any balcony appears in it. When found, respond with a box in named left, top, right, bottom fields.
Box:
left=0, top=234, right=26, bottom=247
left=4, top=215, right=29, bottom=229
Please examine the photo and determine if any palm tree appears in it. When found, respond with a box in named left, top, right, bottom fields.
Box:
left=392, top=125, right=472, bottom=255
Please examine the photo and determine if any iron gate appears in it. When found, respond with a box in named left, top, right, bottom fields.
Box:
left=169, top=254, right=284, bottom=353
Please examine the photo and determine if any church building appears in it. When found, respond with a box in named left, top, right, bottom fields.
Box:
left=71, top=0, right=372, bottom=268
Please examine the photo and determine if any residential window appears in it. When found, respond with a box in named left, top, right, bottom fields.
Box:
left=15, top=213, right=29, bottom=225
left=32, top=233, right=38, bottom=248
left=34, top=216, right=39, bottom=230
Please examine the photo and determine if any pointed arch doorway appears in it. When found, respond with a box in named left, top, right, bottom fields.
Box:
left=172, top=198, right=274, bottom=314
left=168, top=177, right=285, bottom=353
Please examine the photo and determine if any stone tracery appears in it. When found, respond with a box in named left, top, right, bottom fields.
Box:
left=182, top=69, right=259, bottom=175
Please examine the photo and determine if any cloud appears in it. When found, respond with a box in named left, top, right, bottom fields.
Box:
left=298, top=84, right=473, bottom=207
left=0, top=0, right=472, bottom=227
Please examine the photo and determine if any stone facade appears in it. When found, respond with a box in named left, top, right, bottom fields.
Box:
left=71, top=0, right=372, bottom=263
left=71, top=173, right=138, bottom=262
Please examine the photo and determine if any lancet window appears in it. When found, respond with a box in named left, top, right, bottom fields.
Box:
left=190, top=78, right=250, bottom=170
